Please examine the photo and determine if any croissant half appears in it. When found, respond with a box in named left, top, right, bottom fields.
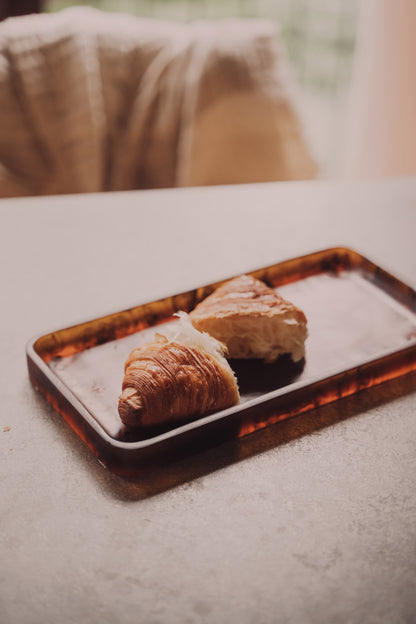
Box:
left=189, top=274, right=308, bottom=363
left=118, top=314, right=239, bottom=428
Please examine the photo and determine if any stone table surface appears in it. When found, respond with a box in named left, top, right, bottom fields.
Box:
left=1, top=178, right=416, bottom=624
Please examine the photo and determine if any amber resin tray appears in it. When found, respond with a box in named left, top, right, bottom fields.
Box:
left=26, top=248, right=416, bottom=476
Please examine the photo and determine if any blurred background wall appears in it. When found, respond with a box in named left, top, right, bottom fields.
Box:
left=345, top=0, right=416, bottom=178
left=4, top=2, right=416, bottom=181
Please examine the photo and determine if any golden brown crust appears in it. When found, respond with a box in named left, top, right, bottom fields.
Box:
left=190, top=275, right=306, bottom=322
left=189, top=275, right=307, bottom=362
left=118, top=335, right=239, bottom=428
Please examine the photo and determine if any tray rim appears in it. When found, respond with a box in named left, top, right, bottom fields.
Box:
left=26, top=246, right=416, bottom=452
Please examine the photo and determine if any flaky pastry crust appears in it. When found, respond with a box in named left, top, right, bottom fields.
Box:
left=118, top=334, right=239, bottom=428
left=189, top=274, right=307, bottom=362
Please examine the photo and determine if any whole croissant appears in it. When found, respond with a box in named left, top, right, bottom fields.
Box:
left=118, top=316, right=239, bottom=428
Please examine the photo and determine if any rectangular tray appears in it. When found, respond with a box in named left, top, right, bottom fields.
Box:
left=26, top=247, right=416, bottom=476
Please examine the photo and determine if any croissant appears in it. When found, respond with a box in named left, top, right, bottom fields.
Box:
left=118, top=314, right=239, bottom=428
left=189, top=274, right=307, bottom=363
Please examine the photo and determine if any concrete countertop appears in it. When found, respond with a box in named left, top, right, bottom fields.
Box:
left=1, top=178, right=416, bottom=624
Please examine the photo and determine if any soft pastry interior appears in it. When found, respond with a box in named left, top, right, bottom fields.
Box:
left=189, top=275, right=307, bottom=363
left=118, top=313, right=239, bottom=428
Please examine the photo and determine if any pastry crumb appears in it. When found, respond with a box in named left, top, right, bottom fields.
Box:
left=3, top=426, right=10, bottom=432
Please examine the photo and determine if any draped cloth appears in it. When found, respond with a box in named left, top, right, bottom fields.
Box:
left=0, top=7, right=316, bottom=197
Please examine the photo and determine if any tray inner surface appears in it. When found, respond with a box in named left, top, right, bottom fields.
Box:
left=47, top=264, right=416, bottom=442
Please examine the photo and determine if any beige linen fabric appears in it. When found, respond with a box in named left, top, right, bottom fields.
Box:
left=0, top=7, right=316, bottom=197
